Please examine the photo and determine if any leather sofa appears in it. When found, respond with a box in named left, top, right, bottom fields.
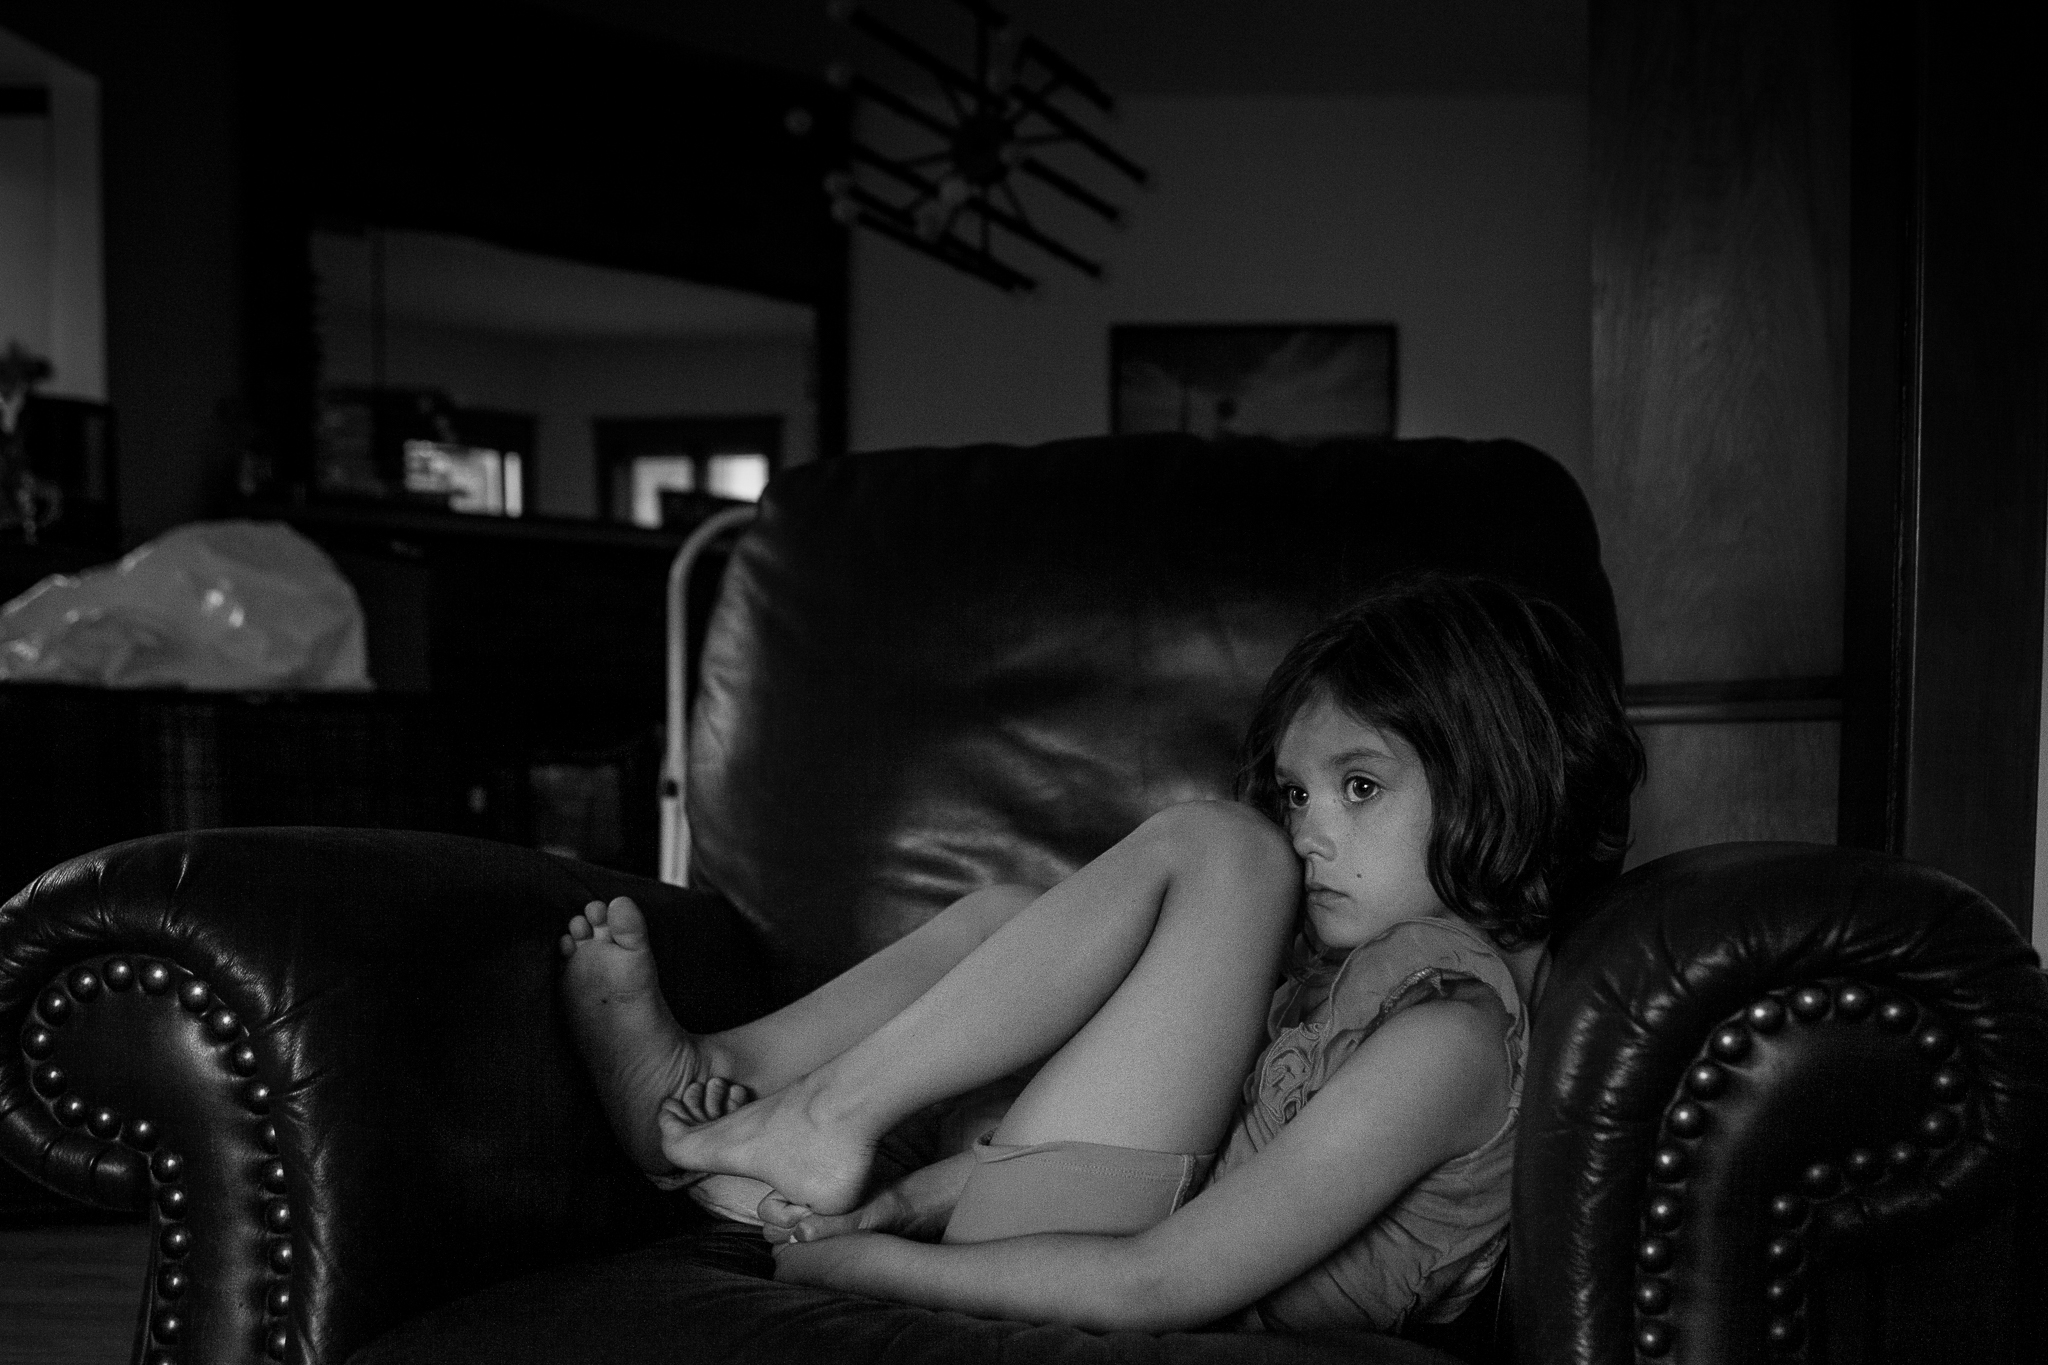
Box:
left=3, top=435, right=2044, bottom=1365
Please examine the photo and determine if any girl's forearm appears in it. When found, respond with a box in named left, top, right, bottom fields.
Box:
left=774, top=1231, right=1189, bottom=1332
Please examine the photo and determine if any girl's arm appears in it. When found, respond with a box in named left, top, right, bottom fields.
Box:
left=772, top=993, right=1513, bottom=1332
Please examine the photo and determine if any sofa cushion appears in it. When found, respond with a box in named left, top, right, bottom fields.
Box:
left=348, top=1220, right=1466, bottom=1365
left=688, top=436, right=1618, bottom=994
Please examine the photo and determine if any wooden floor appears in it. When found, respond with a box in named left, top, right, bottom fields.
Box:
left=0, top=1221, right=150, bottom=1365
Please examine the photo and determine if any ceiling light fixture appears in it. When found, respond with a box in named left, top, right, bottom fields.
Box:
left=824, top=0, right=1148, bottom=294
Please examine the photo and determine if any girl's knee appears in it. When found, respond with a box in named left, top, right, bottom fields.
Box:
left=1141, top=800, right=1297, bottom=888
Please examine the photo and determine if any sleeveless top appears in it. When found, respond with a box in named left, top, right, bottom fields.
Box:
left=1207, top=916, right=1532, bottom=1333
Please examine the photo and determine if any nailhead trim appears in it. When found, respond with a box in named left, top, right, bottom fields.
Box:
left=1632, top=980, right=1973, bottom=1362
left=21, top=955, right=294, bottom=1364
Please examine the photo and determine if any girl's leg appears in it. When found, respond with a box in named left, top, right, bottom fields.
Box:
left=560, top=883, right=1038, bottom=1180
left=660, top=800, right=1300, bottom=1213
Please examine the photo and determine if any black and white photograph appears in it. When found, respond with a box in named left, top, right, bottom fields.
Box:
left=1, top=3, right=2042, bottom=1364
left=1111, top=324, right=1396, bottom=442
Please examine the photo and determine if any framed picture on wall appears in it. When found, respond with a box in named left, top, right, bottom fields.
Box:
left=1110, top=324, right=1397, bottom=442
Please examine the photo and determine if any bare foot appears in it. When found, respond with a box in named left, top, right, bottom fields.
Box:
left=560, top=896, right=732, bottom=1186
left=658, top=1077, right=877, bottom=1216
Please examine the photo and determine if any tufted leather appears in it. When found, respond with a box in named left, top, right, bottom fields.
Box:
left=688, top=436, right=1618, bottom=996
left=1, top=828, right=771, bottom=1365
left=1515, top=842, right=2048, bottom=1364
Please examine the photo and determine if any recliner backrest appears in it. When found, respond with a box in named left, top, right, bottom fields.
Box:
left=688, top=434, right=1619, bottom=996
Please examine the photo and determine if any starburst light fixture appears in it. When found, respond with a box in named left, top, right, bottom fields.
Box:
left=824, top=0, right=1148, bottom=293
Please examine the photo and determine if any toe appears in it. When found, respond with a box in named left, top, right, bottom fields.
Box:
left=724, top=1083, right=753, bottom=1115
left=606, top=896, right=649, bottom=951
left=678, top=1080, right=707, bottom=1123
left=703, top=1077, right=729, bottom=1116
left=567, top=915, right=591, bottom=941
left=559, top=934, right=576, bottom=957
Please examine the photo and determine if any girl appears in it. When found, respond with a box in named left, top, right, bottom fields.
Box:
left=560, top=572, right=1643, bottom=1335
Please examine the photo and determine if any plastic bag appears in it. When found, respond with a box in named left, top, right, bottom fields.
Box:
left=0, top=521, right=372, bottom=690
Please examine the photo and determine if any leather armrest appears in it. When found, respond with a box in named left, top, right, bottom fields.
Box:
left=1513, top=842, right=2048, bottom=1365
left=0, top=827, right=772, bottom=1365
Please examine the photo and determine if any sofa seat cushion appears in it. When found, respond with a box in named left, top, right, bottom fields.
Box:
left=348, top=1221, right=1464, bottom=1365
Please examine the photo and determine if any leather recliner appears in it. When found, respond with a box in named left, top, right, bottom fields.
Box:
left=3, top=435, right=2044, bottom=1365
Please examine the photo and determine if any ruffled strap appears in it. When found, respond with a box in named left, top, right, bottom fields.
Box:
left=1323, top=917, right=1526, bottom=1041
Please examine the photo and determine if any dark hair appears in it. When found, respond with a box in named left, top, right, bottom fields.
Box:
left=1236, top=572, right=1645, bottom=950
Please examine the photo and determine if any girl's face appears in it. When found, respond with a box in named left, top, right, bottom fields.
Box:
left=1273, top=693, right=1447, bottom=952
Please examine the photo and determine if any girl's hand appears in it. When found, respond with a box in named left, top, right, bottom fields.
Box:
left=760, top=1148, right=976, bottom=1245
left=760, top=1187, right=913, bottom=1244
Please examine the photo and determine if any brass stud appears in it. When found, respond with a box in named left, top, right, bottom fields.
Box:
left=244, top=1082, right=273, bottom=1115
left=264, top=1200, right=292, bottom=1233
left=261, top=1159, right=287, bottom=1193
left=140, top=963, right=172, bottom=994
left=1801, top=1162, right=1838, bottom=1196
left=157, top=1186, right=188, bottom=1219
left=105, top=958, right=135, bottom=990
left=266, top=1283, right=291, bottom=1315
left=1636, top=1321, right=1672, bottom=1357
left=38, top=988, right=72, bottom=1023
left=1766, top=1277, right=1803, bottom=1309
left=1790, top=986, right=1830, bottom=1020
left=151, top=1150, right=185, bottom=1183
left=151, top=1307, right=182, bottom=1343
left=87, top=1107, right=122, bottom=1140
left=160, top=1226, right=192, bottom=1259
left=1769, top=1193, right=1807, bottom=1225
left=1668, top=1104, right=1706, bottom=1138
left=258, top=1120, right=279, bottom=1152
left=177, top=980, right=210, bottom=1014
left=1836, top=983, right=1873, bottom=1019
left=230, top=1042, right=259, bottom=1076
left=1635, top=1279, right=1671, bottom=1313
left=1887, top=1140, right=1921, bottom=1170
left=206, top=1008, right=240, bottom=1042
left=156, top=1266, right=188, bottom=1299
left=54, top=1095, right=87, bottom=1126
left=21, top=1024, right=56, bottom=1058
left=1685, top=1063, right=1726, bottom=1098
left=1915, top=1025, right=1955, bottom=1059
left=1768, top=1315, right=1805, bottom=1348
left=145, top=1351, right=177, bottom=1365
left=1920, top=1109, right=1959, bottom=1146
left=31, top=1062, right=65, bottom=1097
left=1845, top=1147, right=1880, bottom=1183
left=268, top=1239, right=293, bottom=1274
left=1765, top=1235, right=1802, bottom=1269
left=1652, top=1146, right=1689, bottom=1181
left=1637, top=1237, right=1673, bottom=1271
left=1877, top=999, right=1915, bottom=1031
left=1710, top=1027, right=1750, bottom=1062
left=265, top=1325, right=289, bottom=1360
left=1747, top=998, right=1786, bottom=1032
left=66, top=967, right=102, bottom=1001
left=1646, top=1195, right=1682, bottom=1230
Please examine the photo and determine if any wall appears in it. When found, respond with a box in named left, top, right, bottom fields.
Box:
left=0, top=1, right=245, bottom=540
left=0, top=26, right=102, bottom=400
left=849, top=95, right=1592, bottom=469
left=321, top=317, right=814, bottom=519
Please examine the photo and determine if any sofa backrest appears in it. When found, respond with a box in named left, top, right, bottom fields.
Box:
left=688, top=434, right=1619, bottom=994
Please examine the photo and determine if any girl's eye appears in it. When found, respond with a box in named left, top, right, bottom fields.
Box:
left=1344, top=775, right=1380, bottom=803
left=1281, top=785, right=1308, bottom=810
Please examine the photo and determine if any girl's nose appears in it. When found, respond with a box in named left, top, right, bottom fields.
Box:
left=1290, top=802, right=1333, bottom=860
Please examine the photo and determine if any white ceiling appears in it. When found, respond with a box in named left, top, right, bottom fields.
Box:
left=311, top=228, right=815, bottom=342
left=539, top=0, right=1588, bottom=97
